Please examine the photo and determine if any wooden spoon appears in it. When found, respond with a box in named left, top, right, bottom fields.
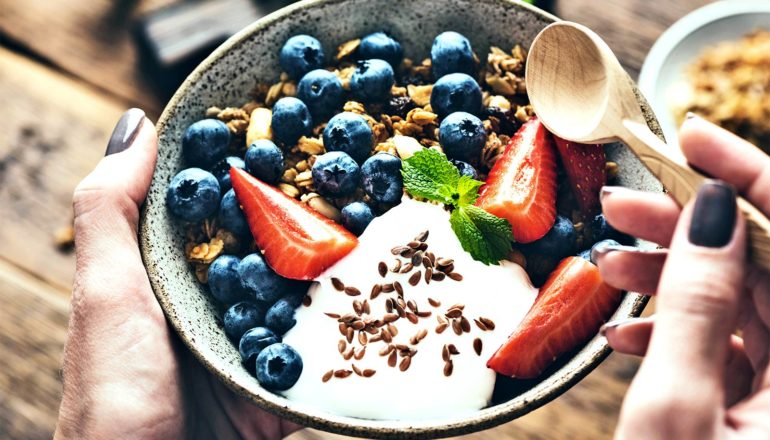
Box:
left=526, top=21, right=770, bottom=270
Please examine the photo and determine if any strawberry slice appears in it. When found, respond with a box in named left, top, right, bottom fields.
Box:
left=475, top=117, right=557, bottom=243
left=230, top=167, right=357, bottom=280
left=553, top=136, right=607, bottom=215
left=487, top=256, right=621, bottom=378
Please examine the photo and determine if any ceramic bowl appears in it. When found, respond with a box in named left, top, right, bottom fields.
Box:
left=638, top=0, right=770, bottom=150
left=140, top=0, right=662, bottom=437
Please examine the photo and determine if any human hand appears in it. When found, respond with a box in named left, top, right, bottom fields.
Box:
left=594, top=115, right=770, bottom=438
left=55, top=109, right=300, bottom=440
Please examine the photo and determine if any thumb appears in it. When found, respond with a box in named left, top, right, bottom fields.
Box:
left=72, top=108, right=158, bottom=288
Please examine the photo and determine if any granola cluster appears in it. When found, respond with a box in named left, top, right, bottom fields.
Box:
left=184, top=42, right=536, bottom=277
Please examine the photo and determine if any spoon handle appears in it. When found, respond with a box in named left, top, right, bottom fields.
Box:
left=621, top=119, right=770, bottom=271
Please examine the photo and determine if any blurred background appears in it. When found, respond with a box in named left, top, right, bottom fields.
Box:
left=0, top=0, right=743, bottom=438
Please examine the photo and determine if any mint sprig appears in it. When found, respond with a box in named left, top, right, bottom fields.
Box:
left=401, top=149, right=513, bottom=265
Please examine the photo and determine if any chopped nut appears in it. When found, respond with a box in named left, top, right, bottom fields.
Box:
left=343, top=101, right=367, bottom=114
left=336, top=38, right=361, bottom=61
left=296, top=136, right=325, bottom=155
left=407, top=108, right=438, bottom=126
left=246, top=107, right=273, bottom=146
left=278, top=183, right=300, bottom=198
left=302, top=193, right=342, bottom=222
left=488, top=95, right=512, bottom=110
left=407, top=84, right=433, bottom=107
left=187, top=237, right=225, bottom=264
left=391, top=135, right=424, bottom=159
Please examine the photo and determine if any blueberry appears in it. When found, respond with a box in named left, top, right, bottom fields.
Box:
left=362, top=153, right=403, bottom=204
left=322, top=112, right=373, bottom=164
left=239, top=327, right=281, bottom=366
left=238, top=253, right=287, bottom=304
left=521, top=215, right=577, bottom=258
left=223, top=301, right=265, bottom=341
left=589, top=214, right=634, bottom=245
left=430, top=73, right=482, bottom=118
left=182, top=119, right=231, bottom=167
left=359, top=32, right=403, bottom=67
left=166, top=168, right=221, bottom=222
left=208, top=255, right=247, bottom=305
left=265, top=297, right=298, bottom=335
left=439, top=112, right=487, bottom=162
left=311, top=151, right=361, bottom=197
left=218, top=189, right=251, bottom=238
left=210, top=156, right=246, bottom=193
left=245, top=140, right=284, bottom=184
left=255, top=343, right=303, bottom=391
left=279, top=35, right=325, bottom=80
left=271, top=97, right=313, bottom=146
left=451, top=159, right=479, bottom=180
left=341, top=201, right=375, bottom=236
left=524, top=253, right=559, bottom=287
left=350, top=59, right=395, bottom=103
left=297, top=69, right=344, bottom=120
left=587, top=239, right=621, bottom=264
left=431, top=31, right=476, bottom=79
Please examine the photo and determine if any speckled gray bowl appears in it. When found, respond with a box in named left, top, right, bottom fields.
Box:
left=140, top=0, right=663, bottom=437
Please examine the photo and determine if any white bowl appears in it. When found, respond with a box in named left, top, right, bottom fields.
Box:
left=638, top=0, right=770, bottom=148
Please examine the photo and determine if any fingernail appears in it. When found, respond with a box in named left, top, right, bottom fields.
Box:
left=688, top=180, right=737, bottom=248
left=685, top=112, right=698, bottom=120
left=600, top=317, right=641, bottom=337
left=590, top=243, right=664, bottom=264
left=600, top=186, right=631, bottom=203
left=105, top=108, right=145, bottom=156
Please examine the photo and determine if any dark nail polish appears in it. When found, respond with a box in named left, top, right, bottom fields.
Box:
left=105, top=108, right=145, bottom=156
left=688, top=180, right=737, bottom=248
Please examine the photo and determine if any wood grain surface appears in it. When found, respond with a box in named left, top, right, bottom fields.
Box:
left=0, top=0, right=710, bottom=438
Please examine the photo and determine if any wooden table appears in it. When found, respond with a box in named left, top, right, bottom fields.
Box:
left=0, top=1, right=712, bottom=438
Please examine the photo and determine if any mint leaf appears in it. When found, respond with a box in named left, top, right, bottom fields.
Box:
left=456, top=175, right=484, bottom=206
left=402, top=149, right=460, bottom=204
left=449, top=205, right=513, bottom=265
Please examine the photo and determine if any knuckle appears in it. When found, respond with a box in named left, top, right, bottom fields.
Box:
left=661, top=272, right=739, bottom=317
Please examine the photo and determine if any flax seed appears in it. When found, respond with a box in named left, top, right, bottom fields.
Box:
left=391, top=259, right=402, bottom=273
left=407, top=300, right=418, bottom=312
left=363, top=369, right=376, bottom=377
left=353, top=300, right=363, bottom=315
left=395, top=302, right=406, bottom=317
left=418, top=242, right=428, bottom=251
left=417, top=328, right=428, bottom=341
left=448, top=344, right=460, bottom=355
left=428, top=298, right=441, bottom=307
left=408, top=271, right=421, bottom=286
left=399, top=262, right=414, bottom=273
left=370, top=334, right=382, bottom=343
left=322, top=369, right=334, bottom=382
left=370, top=284, right=382, bottom=299
left=411, top=251, right=423, bottom=266
left=447, top=272, right=463, bottom=281
left=452, top=319, right=463, bottom=335
left=383, top=313, right=399, bottom=323
left=340, top=313, right=357, bottom=322
left=378, top=261, right=388, bottom=277
left=408, top=240, right=420, bottom=249
left=331, top=277, right=345, bottom=291
left=344, top=286, right=361, bottom=296
left=460, top=316, right=471, bottom=333
left=425, top=267, right=433, bottom=284
left=442, top=344, right=450, bottom=362
left=387, top=324, right=398, bottom=337
left=439, top=263, right=454, bottom=274
left=351, top=320, right=365, bottom=331
left=338, top=339, right=347, bottom=353
left=473, top=338, right=483, bottom=356
left=343, top=347, right=355, bottom=360
left=363, top=300, right=371, bottom=315
left=382, top=283, right=395, bottom=293
left=326, top=312, right=341, bottom=319
left=334, top=369, right=353, bottom=378
left=391, top=246, right=410, bottom=255
left=352, top=364, right=363, bottom=376
left=302, top=295, right=312, bottom=306
left=415, top=230, right=429, bottom=242
left=339, top=323, right=348, bottom=336
left=346, top=327, right=354, bottom=343
left=409, top=335, right=419, bottom=345
left=417, top=310, right=432, bottom=318
left=431, top=271, right=446, bottom=281
left=381, top=328, right=393, bottom=343
left=354, top=346, right=366, bottom=360
left=394, top=281, right=404, bottom=296
left=443, top=360, right=453, bottom=376
left=436, top=322, right=449, bottom=334
left=406, top=312, right=419, bottom=324
left=401, top=248, right=416, bottom=258
left=379, top=344, right=394, bottom=356
left=385, top=298, right=394, bottom=313
left=422, top=256, right=432, bottom=268
left=437, top=315, right=448, bottom=324
left=388, top=350, right=397, bottom=367
left=399, top=356, right=412, bottom=371
left=426, top=252, right=436, bottom=266
left=395, top=344, right=409, bottom=352
left=479, top=317, right=496, bottom=330
left=436, top=257, right=454, bottom=267
left=358, top=331, right=368, bottom=345
left=474, top=318, right=488, bottom=331
left=446, top=309, right=462, bottom=319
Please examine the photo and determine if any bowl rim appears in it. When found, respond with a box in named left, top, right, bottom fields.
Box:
left=638, top=0, right=770, bottom=149
left=141, top=0, right=654, bottom=437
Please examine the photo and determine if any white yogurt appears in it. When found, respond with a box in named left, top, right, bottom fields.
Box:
left=282, top=198, right=537, bottom=420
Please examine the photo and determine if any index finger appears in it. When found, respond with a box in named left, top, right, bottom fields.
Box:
left=680, top=116, right=770, bottom=214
